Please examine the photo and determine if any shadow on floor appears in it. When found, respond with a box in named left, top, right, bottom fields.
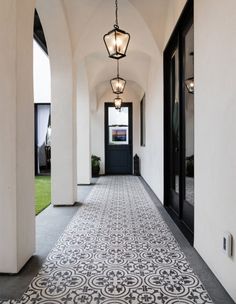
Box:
left=0, top=182, right=96, bottom=301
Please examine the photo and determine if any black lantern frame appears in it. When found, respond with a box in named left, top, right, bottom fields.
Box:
left=114, top=95, right=122, bottom=110
left=110, top=76, right=126, bottom=94
left=103, top=0, right=130, bottom=59
left=110, top=60, right=126, bottom=94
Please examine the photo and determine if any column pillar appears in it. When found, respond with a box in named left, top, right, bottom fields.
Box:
left=77, top=62, right=91, bottom=185
left=0, top=0, right=35, bottom=273
left=36, top=0, right=76, bottom=205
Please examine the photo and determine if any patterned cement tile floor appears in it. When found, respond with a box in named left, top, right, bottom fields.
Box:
left=2, top=176, right=214, bottom=304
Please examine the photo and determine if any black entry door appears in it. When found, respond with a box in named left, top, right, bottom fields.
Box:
left=105, top=103, right=133, bottom=174
left=164, top=0, right=194, bottom=244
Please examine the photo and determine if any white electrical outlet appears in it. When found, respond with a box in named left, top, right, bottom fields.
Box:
left=223, top=232, right=233, bottom=257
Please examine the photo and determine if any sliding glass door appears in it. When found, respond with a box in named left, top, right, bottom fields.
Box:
left=164, top=0, right=194, bottom=243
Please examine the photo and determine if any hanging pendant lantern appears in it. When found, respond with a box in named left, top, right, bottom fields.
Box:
left=103, top=0, right=130, bottom=59
left=185, top=52, right=194, bottom=94
left=110, top=77, right=126, bottom=94
left=185, top=77, right=194, bottom=94
left=114, top=95, right=122, bottom=110
left=110, top=60, right=126, bottom=94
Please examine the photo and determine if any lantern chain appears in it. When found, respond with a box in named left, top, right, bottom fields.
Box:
left=115, top=0, right=119, bottom=28
left=117, top=59, right=119, bottom=77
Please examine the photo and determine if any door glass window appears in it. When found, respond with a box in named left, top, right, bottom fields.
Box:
left=171, top=50, right=180, bottom=194
left=184, top=24, right=194, bottom=205
left=108, top=107, right=129, bottom=145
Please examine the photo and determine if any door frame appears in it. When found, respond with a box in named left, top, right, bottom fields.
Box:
left=104, top=102, right=133, bottom=175
left=164, top=0, right=194, bottom=244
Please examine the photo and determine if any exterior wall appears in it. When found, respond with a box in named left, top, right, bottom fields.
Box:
left=194, top=0, right=236, bottom=301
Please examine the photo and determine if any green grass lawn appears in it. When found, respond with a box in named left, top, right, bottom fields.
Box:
left=35, top=176, right=51, bottom=215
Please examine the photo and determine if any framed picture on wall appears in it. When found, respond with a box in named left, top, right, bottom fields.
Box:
left=109, top=126, right=129, bottom=145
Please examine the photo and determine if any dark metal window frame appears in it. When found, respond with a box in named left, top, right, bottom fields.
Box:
left=164, top=0, right=194, bottom=244
left=140, top=95, right=146, bottom=147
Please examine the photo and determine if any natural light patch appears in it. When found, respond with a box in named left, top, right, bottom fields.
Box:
left=33, top=40, right=51, bottom=103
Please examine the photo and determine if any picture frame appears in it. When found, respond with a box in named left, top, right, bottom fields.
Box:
left=109, top=126, right=129, bottom=145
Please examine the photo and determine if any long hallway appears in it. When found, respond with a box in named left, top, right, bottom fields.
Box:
left=3, top=176, right=221, bottom=304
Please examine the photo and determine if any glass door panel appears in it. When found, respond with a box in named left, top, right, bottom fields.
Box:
left=171, top=50, right=180, bottom=196
left=184, top=24, right=194, bottom=206
left=164, top=0, right=194, bottom=243
left=108, top=107, right=129, bottom=145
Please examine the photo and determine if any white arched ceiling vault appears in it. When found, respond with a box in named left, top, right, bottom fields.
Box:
left=62, top=0, right=187, bottom=119
left=67, top=0, right=161, bottom=98
left=83, top=51, right=150, bottom=111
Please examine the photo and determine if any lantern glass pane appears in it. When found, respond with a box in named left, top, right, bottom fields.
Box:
left=114, top=97, right=122, bottom=109
left=104, top=28, right=130, bottom=59
left=185, top=78, right=194, bottom=94
left=110, top=77, right=126, bottom=94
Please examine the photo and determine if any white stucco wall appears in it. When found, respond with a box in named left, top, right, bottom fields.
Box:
left=77, top=61, right=91, bottom=184
left=164, top=0, right=187, bottom=49
left=194, top=0, right=236, bottom=300
left=33, top=40, right=51, bottom=103
left=0, top=0, right=35, bottom=273
left=139, top=57, right=164, bottom=202
left=138, top=0, right=187, bottom=203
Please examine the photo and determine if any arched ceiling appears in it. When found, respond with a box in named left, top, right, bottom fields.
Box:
left=84, top=50, right=151, bottom=93
left=41, top=0, right=186, bottom=99
left=93, top=79, right=144, bottom=112
left=61, top=0, right=180, bottom=52
left=62, top=0, right=164, bottom=93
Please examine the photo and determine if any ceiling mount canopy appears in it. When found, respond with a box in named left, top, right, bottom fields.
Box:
left=110, top=60, right=126, bottom=94
left=103, top=0, right=130, bottom=59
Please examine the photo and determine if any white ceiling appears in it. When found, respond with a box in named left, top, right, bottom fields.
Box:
left=59, top=0, right=185, bottom=98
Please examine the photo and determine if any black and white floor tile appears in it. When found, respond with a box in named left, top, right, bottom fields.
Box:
left=4, top=176, right=213, bottom=304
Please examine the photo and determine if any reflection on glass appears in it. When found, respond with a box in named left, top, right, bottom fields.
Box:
left=184, top=24, right=194, bottom=205
left=171, top=50, right=180, bottom=194
left=108, top=107, right=129, bottom=145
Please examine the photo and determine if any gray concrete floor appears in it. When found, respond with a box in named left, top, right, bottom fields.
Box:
left=0, top=176, right=234, bottom=304
left=0, top=182, right=96, bottom=301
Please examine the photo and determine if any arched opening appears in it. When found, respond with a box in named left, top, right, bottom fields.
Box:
left=33, top=10, right=52, bottom=215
